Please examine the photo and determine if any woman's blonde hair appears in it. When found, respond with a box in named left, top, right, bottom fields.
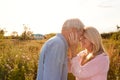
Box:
left=84, top=26, right=106, bottom=55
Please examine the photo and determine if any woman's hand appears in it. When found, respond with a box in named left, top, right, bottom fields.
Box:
left=68, top=32, right=78, bottom=47
left=68, top=32, right=79, bottom=58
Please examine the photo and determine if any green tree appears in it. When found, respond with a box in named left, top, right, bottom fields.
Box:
left=0, top=28, right=5, bottom=39
left=11, top=31, right=18, bottom=39
left=19, top=24, right=33, bottom=40
left=111, top=31, right=120, bottom=40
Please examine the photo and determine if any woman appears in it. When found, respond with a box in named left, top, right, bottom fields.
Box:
left=68, top=27, right=110, bottom=80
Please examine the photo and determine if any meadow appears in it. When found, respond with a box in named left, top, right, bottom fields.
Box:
left=0, top=34, right=120, bottom=80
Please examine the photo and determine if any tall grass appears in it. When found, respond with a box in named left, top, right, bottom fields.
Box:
left=0, top=39, right=44, bottom=80
left=0, top=39, right=119, bottom=80
left=103, top=39, right=120, bottom=80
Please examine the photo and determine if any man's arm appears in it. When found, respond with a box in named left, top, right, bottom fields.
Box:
left=36, top=44, right=47, bottom=80
left=43, top=43, right=66, bottom=80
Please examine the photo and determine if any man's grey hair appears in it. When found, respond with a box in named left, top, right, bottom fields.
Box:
left=62, top=18, right=85, bottom=29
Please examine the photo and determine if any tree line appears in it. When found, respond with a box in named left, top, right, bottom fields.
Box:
left=0, top=25, right=33, bottom=40
left=0, top=26, right=120, bottom=40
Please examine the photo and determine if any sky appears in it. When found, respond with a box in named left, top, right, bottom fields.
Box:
left=0, top=0, right=120, bottom=36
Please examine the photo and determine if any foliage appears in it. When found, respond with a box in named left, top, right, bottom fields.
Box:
left=0, top=33, right=120, bottom=80
left=101, top=32, right=113, bottom=39
left=0, top=40, right=42, bottom=80
left=101, top=31, right=120, bottom=40
left=44, top=33, right=56, bottom=40
left=111, top=31, right=120, bottom=40
left=104, top=40, right=120, bottom=80
left=11, top=31, right=19, bottom=39
left=0, top=28, right=5, bottom=39
left=19, top=25, right=33, bottom=40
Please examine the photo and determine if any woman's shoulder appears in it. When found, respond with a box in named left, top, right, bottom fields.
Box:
left=97, top=52, right=109, bottom=58
left=95, top=52, right=110, bottom=63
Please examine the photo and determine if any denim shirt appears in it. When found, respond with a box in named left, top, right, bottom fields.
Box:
left=36, top=33, right=68, bottom=80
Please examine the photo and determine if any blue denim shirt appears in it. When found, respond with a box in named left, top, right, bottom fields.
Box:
left=36, top=33, right=68, bottom=80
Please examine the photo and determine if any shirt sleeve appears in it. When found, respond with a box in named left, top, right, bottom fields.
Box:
left=36, top=44, right=47, bottom=80
left=71, top=54, right=109, bottom=79
left=43, top=41, right=66, bottom=80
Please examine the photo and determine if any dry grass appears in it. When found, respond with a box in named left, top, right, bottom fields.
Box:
left=0, top=39, right=119, bottom=80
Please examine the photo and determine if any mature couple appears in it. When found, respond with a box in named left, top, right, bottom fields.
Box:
left=36, top=18, right=110, bottom=80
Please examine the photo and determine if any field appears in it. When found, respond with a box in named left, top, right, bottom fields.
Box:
left=0, top=37, right=120, bottom=80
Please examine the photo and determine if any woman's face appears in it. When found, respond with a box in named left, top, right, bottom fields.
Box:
left=80, top=36, right=93, bottom=50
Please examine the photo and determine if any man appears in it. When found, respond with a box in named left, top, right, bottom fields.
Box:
left=36, top=18, right=85, bottom=80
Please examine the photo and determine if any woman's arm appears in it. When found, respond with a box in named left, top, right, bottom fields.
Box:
left=71, top=54, right=109, bottom=79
